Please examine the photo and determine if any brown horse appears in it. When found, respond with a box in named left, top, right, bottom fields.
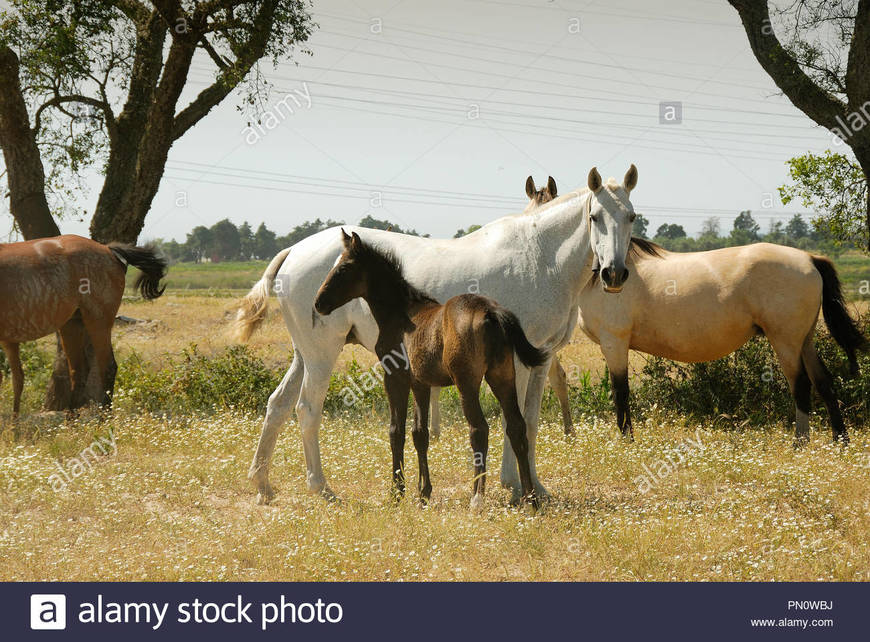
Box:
left=314, top=230, right=547, bottom=509
left=0, top=234, right=166, bottom=414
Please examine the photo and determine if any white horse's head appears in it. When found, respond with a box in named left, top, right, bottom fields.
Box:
left=586, top=164, right=638, bottom=293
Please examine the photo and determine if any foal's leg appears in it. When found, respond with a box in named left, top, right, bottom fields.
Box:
left=801, top=338, right=849, bottom=444
left=411, top=382, right=432, bottom=502
left=599, top=333, right=633, bottom=439
left=1, top=342, right=24, bottom=416
left=429, top=387, right=442, bottom=439
left=487, top=366, right=537, bottom=508
left=548, top=358, right=574, bottom=435
left=384, top=372, right=411, bottom=499
left=250, top=349, right=305, bottom=503
left=456, top=378, right=488, bottom=511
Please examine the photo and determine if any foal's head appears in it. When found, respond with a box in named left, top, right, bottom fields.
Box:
left=523, top=175, right=557, bottom=212
left=314, top=230, right=432, bottom=316
left=586, top=164, right=639, bottom=293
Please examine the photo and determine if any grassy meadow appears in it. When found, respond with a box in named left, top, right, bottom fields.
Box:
left=0, top=254, right=869, bottom=581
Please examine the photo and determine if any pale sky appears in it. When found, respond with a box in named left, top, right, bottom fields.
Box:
left=3, top=0, right=840, bottom=242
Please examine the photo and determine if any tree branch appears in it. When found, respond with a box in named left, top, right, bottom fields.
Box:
left=846, top=0, right=870, bottom=107
left=172, top=0, right=278, bottom=140
left=727, top=0, right=848, bottom=132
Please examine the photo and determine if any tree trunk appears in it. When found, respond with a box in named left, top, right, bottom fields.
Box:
left=0, top=47, right=58, bottom=239
left=856, top=145, right=870, bottom=252
left=0, top=46, right=100, bottom=411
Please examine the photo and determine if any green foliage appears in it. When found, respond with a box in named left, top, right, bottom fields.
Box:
left=780, top=150, right=868, bottom=251
left=453, top=224, right=482, bottom=238
left=116, top=345, right=282, bottom=416
left=633, top=213, right=650, bottom=239
left=655, top=223, right=686, bottom=240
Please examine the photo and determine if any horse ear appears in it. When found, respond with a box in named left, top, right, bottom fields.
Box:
left=341, top=228, right=352, bottom=248
left=351, top=231, right=362, bottom=250
left=547, top=176, right=557, bottom=197
left=525, top=176, right=536, bottom=199
left=587, top=167, right=602, bottom=193
left=623, top=164, right=638, bottom=192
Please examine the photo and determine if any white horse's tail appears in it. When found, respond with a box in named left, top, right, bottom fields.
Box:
left=233, top=248, right=291, bottom=342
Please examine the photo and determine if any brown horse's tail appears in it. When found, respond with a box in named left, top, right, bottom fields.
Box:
left=233, top=247, right=291, bottom=342
left=812, top=255, right=867, bottom=376
left=109, top=243, right=167, bottom=300
left=485, top=306, right=549, bottom=369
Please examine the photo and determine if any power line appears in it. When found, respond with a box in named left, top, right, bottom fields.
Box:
left=164, top=161, right=807, bottom=221
left=313, top=22, right=773, bottom=91
left=303, top=38, right=803, bottom=109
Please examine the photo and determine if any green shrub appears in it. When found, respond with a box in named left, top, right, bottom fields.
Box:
left=116, top=344, right=281, bottom=415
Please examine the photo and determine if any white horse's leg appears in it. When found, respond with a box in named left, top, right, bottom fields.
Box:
left=296, top=340, right=343, bottom=498
left=521, top=361, right=551, bottom=500
left=500, top=363, right=530, bottom=493
left=429, top=387, right=441, bottom=439
left=250, top=348, right=305, bottom=504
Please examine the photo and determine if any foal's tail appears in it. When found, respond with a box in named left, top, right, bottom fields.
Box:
left=485, top=307, right=549, bottom=369
left=812, top=255, right=867, bottom=376
left=233, top=248, right=291, bottom=342
left=109, top=243, right=167, bottom=300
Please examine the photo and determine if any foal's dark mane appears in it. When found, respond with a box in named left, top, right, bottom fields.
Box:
left=353, top=239, right=438, bottom=311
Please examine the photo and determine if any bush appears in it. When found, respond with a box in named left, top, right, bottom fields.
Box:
left=116, top=344, right=281, bottom=415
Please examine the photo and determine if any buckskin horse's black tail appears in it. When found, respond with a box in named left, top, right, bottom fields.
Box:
left=109, top=243, right=168, bottom=300
left=485, top=306, right=549, bottom=369
left=812, top=255, right=867, bottom=376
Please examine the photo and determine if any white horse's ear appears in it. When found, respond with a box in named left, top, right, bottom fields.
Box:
left=547, top=176, right=557, bottom=197
left=341, top=228, right=352, bottom=247
left=623, top=164, right=638, bottom=192
left=588, top=167, right=602, bottom=193
left=351, top=231, right=362, bottom=249
left=525, top=176, right=536, bottom=199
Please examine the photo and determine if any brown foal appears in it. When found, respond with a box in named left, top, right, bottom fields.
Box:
left=314, top=230, right=547, bottom=509
left=0, top=235, right=166, bottom=414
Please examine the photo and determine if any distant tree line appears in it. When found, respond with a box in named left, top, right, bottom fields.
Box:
left=156, top=210, right=844, bottom=264
left=156, top=215, right=424, bottom=263
left=638, top=211, right=841, bottom=254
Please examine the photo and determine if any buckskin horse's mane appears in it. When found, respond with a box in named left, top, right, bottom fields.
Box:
left=588, top=236, right=663, bottom=287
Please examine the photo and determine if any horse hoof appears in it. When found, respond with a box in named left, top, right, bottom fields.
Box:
left=469, top=494, right=485, bottom=512
left=256, top=491, right=273, bottom=505
left=834, top=432, right=850, bottom=446
left=792, top=436, right=810, bottom=450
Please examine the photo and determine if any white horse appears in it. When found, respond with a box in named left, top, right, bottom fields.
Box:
left=234, top=166, right=639, bottom=503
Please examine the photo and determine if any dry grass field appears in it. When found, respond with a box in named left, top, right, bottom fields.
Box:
left=0, top=292, right=869, bottom=581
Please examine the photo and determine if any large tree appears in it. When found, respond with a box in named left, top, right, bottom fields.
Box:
left=727, top=0, right=870, bottom=250
left=0, top=0, right=314, bottom=407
